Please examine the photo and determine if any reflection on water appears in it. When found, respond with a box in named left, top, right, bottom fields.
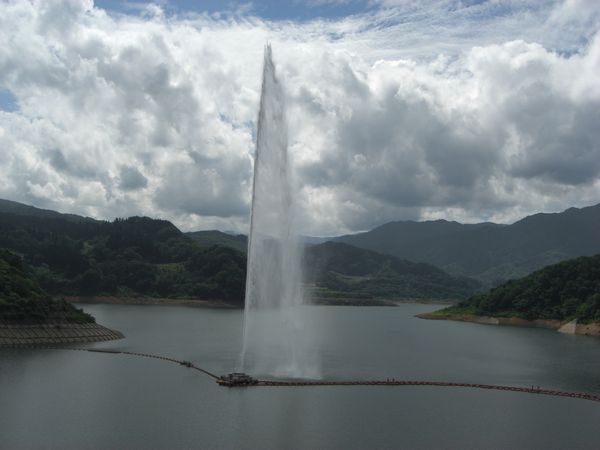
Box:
left=1, top=303, right=600, bottom=449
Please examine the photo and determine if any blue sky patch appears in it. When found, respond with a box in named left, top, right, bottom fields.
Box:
left=0, top=88, right=17, bottom=112
left=95, top=0, right=374, bottom=21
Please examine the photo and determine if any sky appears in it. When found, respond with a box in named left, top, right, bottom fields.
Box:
left=0, top=0, right=599, bottom=235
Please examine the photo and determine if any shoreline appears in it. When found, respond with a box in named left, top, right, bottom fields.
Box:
left=65, top=295, right=455, bottom=308
left=64, top=296, right=240, bottom=309
left=416, top=312, right=600, bottom=337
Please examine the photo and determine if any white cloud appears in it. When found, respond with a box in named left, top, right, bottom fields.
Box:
left=0, top=0, right=598, bottom=235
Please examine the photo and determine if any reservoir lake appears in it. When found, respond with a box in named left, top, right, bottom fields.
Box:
left=1, top=303, right=600, bottom=449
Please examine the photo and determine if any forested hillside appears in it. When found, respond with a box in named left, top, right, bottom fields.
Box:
left=0, top=200, right=480, bottom=304
left=188, top=231, right=482, bottom=301
left=187, top=230, right=248, bottom=253
left=0, top=198, right=97, bottom=223
left=304, top=242, right=479, bottom=301
left=0, top=249, right=93, bottom=323
left=441, top=254, right=600, bottom=323
left=0, top=211, right=246, bottom=303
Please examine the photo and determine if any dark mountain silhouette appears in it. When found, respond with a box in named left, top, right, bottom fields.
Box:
left=334, top=203, right=600, bottom=286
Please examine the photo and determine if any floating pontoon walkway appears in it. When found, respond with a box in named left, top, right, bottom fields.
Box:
left=49, top=347, right=600, bottom=403
left=72, top=347, right=220, bottom=379
left=255, top=379, right=600, bottom=403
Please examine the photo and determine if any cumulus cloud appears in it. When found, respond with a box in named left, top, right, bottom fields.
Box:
left=0, top=0, right=598, bottom=235
left=288, top=35, right=600, bottom=232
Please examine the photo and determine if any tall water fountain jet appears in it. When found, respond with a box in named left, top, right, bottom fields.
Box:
left=240, top=45, right=319, bottom=378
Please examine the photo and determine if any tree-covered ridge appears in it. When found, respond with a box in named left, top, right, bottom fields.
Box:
left=0, top=213, right=246, bottom=303
left=186, top=230, right=248, bottom=254
left=447, top=254, right=600, bottom=323
left=0, top=249, right=93, bottom=323
left=185, top=230, right=480, bottom=300
left=304, top=242, right=479, bottom=301
left=0, top=198, right=98, bottom=223
left=0, top=199, right=481, bottom=304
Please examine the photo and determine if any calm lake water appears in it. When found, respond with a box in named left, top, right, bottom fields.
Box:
left=1, top=303, right=600, bottom=449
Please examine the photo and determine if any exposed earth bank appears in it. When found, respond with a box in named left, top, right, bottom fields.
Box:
left=416, top=313, right=600, bottom=337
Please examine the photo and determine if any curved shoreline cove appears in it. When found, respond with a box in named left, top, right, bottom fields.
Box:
left=416, top=312, right=600, bottom=337
left=418, top=254, right=600, bottom=338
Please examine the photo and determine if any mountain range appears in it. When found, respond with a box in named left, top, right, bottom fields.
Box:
left=188, top=203, right=600, bottom=288
left=334, top=204, right=600, bottom=286
left=2, top=198, right=599, bottom=301
left=2, top=197, right=598, bottom=323
left=0, top=199, right=477, bottom=303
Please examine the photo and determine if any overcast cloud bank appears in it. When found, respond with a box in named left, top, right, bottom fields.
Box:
left=0, top=0, right=599, bottom=235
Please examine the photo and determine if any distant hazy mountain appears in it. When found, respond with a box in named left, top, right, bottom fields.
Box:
left=0, top=198, right=98, bottom=223
left=302, top=235, right=331, bottom=245
left=334, top=204, right=600, bottom=286
left=187, top=230, right=248, bottom=253
left=187, top=230, right=479, bottom=301
left=186, top=230, right=328, bottom=250
left=305, top=242, right=479, bottom=302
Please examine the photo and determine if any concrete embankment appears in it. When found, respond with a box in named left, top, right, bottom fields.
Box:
left=0, top=321, right=124, bottom=347
left=416, top=313, right=600, bottom=337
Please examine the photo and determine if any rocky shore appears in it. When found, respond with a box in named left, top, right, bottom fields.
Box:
left=416, top=313, right=600, bottom=337
left=0, top=321, right=124, bottom=347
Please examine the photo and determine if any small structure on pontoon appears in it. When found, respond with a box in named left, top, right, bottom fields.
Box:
left=218, top=372, right=258, bottom=387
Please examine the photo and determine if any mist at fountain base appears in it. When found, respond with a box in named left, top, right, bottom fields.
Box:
left=241, top=306, right=321, bottom=379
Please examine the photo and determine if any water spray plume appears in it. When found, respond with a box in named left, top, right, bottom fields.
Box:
left=239, top=44, right=320, bottom=378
